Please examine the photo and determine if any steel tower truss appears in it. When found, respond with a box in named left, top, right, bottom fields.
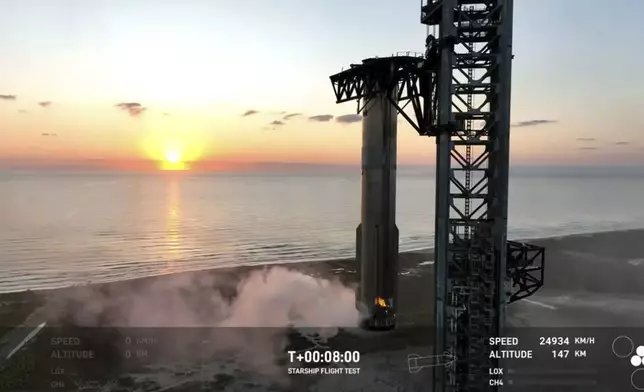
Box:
left=425, top=1, right=513, bottom=390
left=329, top=0, right=545, bottom=390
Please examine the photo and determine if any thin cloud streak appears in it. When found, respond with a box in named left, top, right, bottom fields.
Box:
left=308, top=114, right=334, bottom=122
left=335, top=114, right=362, bottom=124
left=283, top=113, right=302, bottom=120
left=512, top=119, right=557, bottom=128
left=115, top=102, right=146, bottom=117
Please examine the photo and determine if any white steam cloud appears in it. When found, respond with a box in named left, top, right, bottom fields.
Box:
left=43, top=267, right=361, bottom=382
left=221, top=267, right=359, bottom=329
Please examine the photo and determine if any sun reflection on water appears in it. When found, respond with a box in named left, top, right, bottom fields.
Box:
left=164, top=178, right=182, bottom=271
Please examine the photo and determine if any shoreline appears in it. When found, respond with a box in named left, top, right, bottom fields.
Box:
left=2, top=226, right=643, bottom=297
left=1, top=228, right=643, bottom=391
left=1, top=227, right=644, bottom=330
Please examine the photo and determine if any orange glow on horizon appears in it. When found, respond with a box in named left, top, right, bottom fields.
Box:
left=160, top=160, right=189, bottom=171
left=160, top=148, right=189, bottom=171
left=141, top=131, right=205, bottom=171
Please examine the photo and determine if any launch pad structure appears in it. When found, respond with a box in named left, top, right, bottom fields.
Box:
left=329, top=0, right=545, bottom=391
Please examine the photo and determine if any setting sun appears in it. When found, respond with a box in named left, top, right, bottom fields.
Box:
left=162, top=149, right=188, bottom=171
left=142, top=134, right=205, bottom=171
left=166, top=150, right=181, bottom=164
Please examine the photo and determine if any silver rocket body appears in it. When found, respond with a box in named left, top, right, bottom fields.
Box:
left=356, top=83, right=399, bottom=331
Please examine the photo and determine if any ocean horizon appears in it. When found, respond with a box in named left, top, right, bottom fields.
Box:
left=2, top=165, right=644, bottom=293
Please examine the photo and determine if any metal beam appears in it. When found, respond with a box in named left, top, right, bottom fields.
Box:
left=425, top=0, right=511, bottom=390
left=432, top=0, right=456, bottom=390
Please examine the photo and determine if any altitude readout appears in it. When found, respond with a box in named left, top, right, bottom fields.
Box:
left=539, top=337, right=570, bottom=346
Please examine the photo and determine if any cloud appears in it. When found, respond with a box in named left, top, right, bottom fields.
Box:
left=335, top=114, right=362, bottom=124
left=41, top=132, right=57, bottom=137
left=18, top=109, right=28, bottom=114
left=115, top=102, right=146, bottom=117
left=512, top=119, right=557, bottom=128
left=38, top=101, right=52, bottom=108
left=283, top=112, right=302, bottom=120
left=308, top=114, right=334, bottom=122
left=242, top=110, right=259, bottom=117
left=163, top=112, right=171, bottom=117
left=41, top=266, right=360, bottom=381
left=263, top=120, right=286, bottom=130
left=579, top=146, right=597, bottom=151
left=576, top=137, right=596, bottom=142
left=615, top=141, right=630, bottom=146
left=0, top=94, right=16, bottom=100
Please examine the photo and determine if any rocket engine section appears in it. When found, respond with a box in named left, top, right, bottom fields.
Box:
left=355, top=75, right=399, bottom=331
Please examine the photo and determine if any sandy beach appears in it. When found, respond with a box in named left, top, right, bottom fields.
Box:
left=1, top=228, right=643, bottom=391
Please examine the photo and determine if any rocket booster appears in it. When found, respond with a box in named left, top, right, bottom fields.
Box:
left=356, top=80, right=399, bottom=331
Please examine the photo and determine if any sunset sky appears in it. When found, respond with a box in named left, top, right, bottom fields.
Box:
left=1, top=0, right=643, bottom=170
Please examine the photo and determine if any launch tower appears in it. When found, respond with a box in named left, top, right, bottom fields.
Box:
left=329, top=0, right=545, bottom=390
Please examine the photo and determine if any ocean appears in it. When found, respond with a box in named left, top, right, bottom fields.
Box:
left=1, top=166, right=643, bottom=293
